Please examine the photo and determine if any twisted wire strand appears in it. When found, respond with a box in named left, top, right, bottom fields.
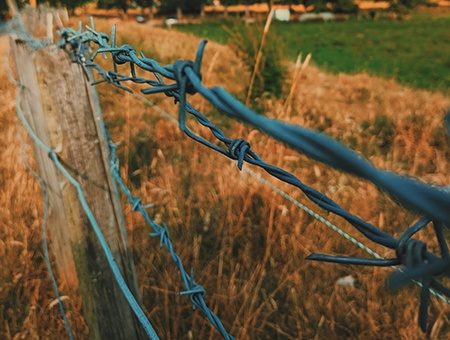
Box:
left=63, top=25, right=397, bottom=250
left=60, top=24, right=450, bottom=225
left=129, top=92, right=450, bottom=314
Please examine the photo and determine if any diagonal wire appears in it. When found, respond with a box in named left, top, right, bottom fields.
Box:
left=9, top=17, right=450, bottom=335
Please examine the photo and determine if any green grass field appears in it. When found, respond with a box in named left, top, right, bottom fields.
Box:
left=175, top=16, right=450, bottom=94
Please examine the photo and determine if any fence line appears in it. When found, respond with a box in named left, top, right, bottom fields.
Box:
left=7, top=15, right=450, bottom=338
left=105, top=128, right=234, bottom=340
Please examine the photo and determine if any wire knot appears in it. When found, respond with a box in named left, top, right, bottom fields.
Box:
left=128, top=196, right=142, bottom=212
left=396, top=238, right=428, bottom=269
left=178, top=269, right=206, bottom=310
left=173, top=60, right=200, bottom=95
left=149, top=223, right=170, bottom=248
left=48, top=150, right=58, bottom=161
left=112, top=45, right=134, bottom=65
left=229, top=138, right=250, bottom=170
left=388, top=220, right=450, bottom=332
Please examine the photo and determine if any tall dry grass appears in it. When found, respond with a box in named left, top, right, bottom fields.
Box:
left=1, top=19, right=450, bottom=339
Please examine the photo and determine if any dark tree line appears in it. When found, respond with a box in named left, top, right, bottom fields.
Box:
left=1, top=0, right=431, bottom=20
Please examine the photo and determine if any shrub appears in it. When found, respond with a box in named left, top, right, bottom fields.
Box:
left=334, top=0, right=359, bottom=15
left=226, top=21, right=286, bottom=103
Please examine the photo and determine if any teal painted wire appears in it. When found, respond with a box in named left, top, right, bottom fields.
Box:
left=242, top=167, right=450, bottom=306
left=15, top=85, right=159, bottom=340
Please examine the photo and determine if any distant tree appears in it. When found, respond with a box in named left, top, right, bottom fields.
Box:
left=0, top=1, right=8, bottom=19
left=301, top=0, right=359, bottom=14
left=136, top=0, right=154, bottom=18
left=97, top=0, right=115, bottom=9
left=303, top=0, right=328, bottom=12
left=42, top=0, right=91, bottom=13
left=158, top=0, right=205, bottom=15
left=136, top=0, right=153, bottom=11
left=97, top=0, right=127, bottom=12
left=393, top=0, right=428, bottom=8
left=388, top=0, right=428, bottom=14
left=333, top=0, right=359, bottom=14
left=115, top=0, right=128, bottom=12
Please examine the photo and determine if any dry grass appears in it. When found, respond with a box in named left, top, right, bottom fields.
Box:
left=1, top=18, right=450, bottom=339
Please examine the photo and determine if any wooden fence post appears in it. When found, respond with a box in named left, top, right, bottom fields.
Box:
left=10, top=36, right=146, bottom=339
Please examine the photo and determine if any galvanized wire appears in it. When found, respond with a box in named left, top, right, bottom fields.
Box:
left=130, top=87, right=450, bottom=311
left=56, top=22, right=450, bottom=333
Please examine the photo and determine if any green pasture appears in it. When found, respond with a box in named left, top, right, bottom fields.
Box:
left=175, top=16, right=450, bottom=94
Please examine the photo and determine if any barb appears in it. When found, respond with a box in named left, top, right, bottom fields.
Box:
left=60, top=24, right=450, bottom=224
left=133, top=92, right=450, bottom=317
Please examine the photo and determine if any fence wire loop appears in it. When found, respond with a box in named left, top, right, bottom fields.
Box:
left=173, top=59, right=200, bottom=95
left=310, top=217, right=449, bottom=332
left=129, top=197, right=142, bottom=212
left=148, top=223, right=170, bottom=249
left=228, top=138, right=250, bottom=170
left=178, top=269, right=207, bottom=311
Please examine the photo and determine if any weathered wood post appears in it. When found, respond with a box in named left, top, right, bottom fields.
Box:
left=9, top=18, right=147, bottom=340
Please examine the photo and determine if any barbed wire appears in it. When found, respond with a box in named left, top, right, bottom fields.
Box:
left=7, top=12, right=450, bottom=336
left=55, top=21, right=450, bottom=333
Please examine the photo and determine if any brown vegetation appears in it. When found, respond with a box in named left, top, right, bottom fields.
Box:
left=1, top=19, right=449, bottom=339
